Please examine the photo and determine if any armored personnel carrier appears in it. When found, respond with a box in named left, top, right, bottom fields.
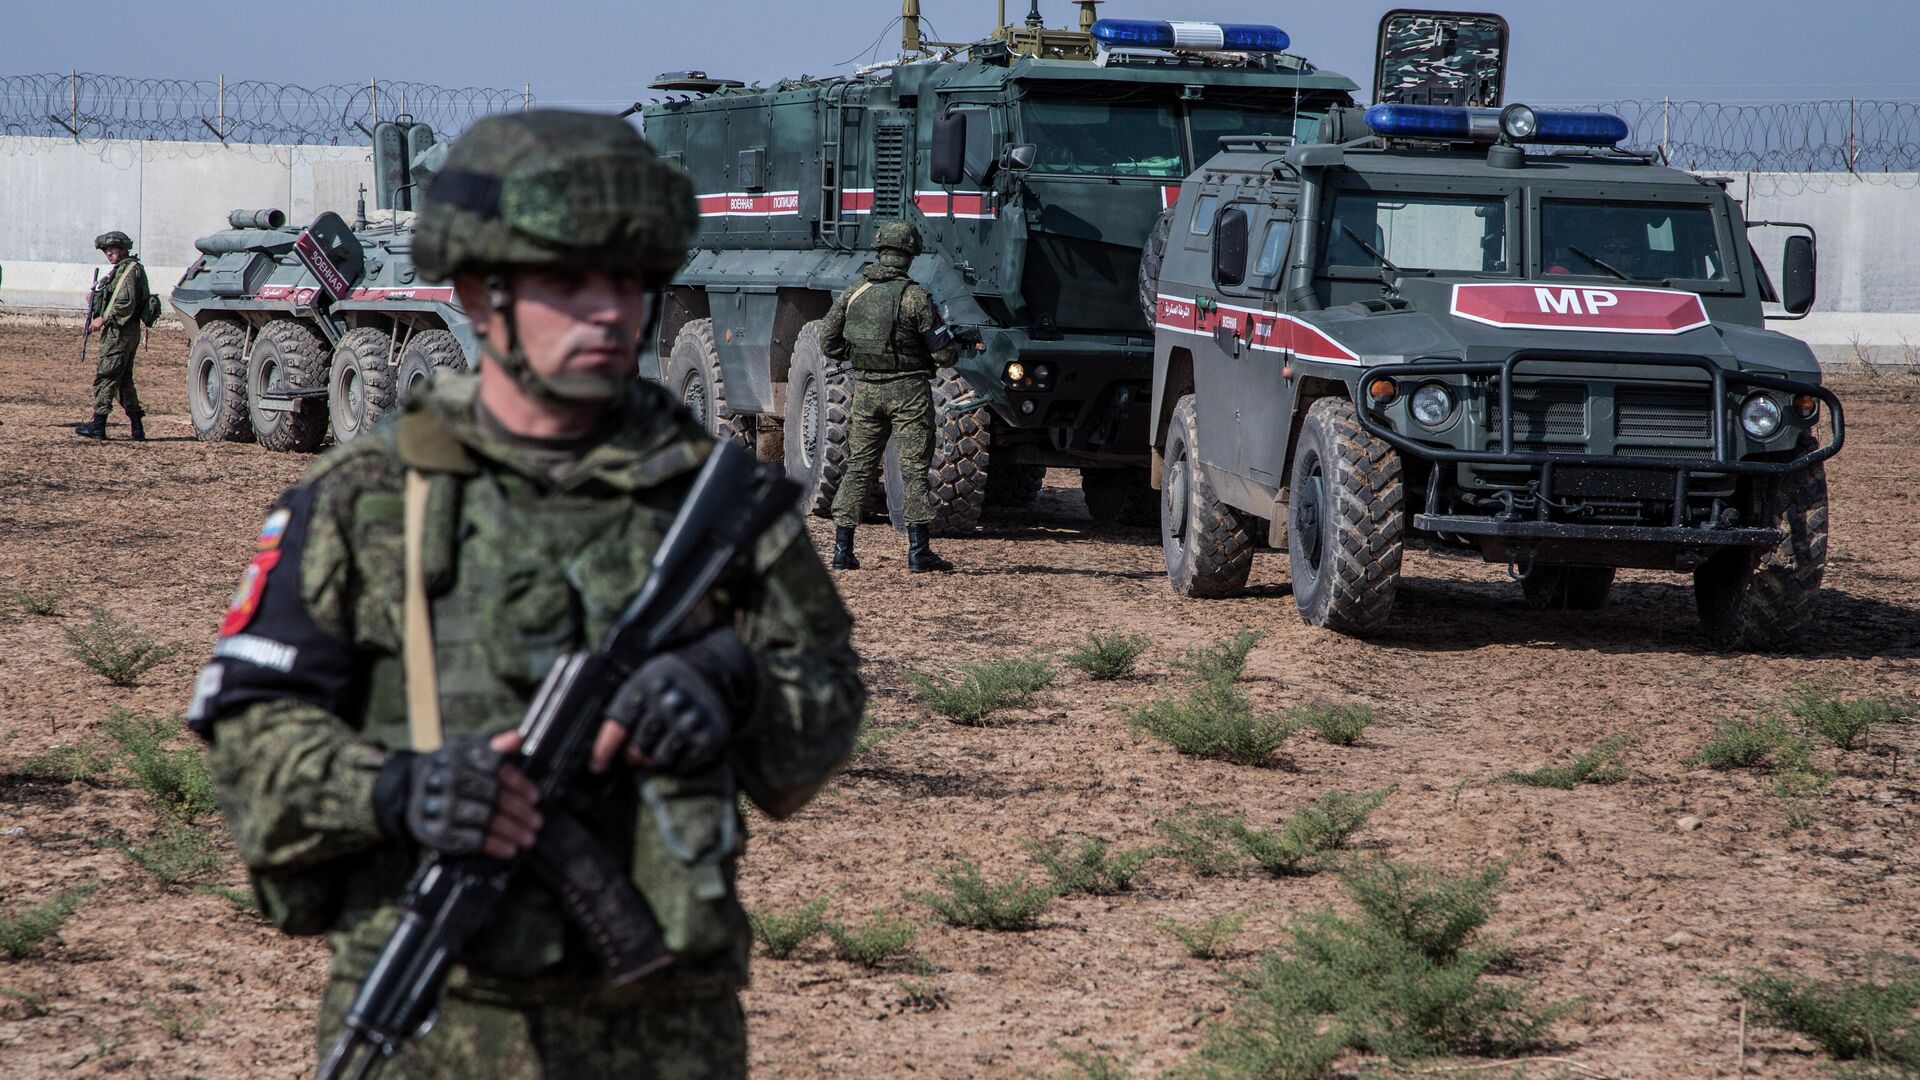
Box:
left=1144, top=11, right=1842, bottom=650
left=639, top=1, right=1364, bottom=531
left=170, top=120, right=474, bottom=451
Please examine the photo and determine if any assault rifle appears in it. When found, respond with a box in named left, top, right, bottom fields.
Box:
left=78, top=266, right=100, bottom=365
left=317, top=440, right=799, bottom=1080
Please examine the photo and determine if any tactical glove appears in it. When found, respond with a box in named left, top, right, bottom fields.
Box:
left=607, top=626, right=758, bottom=775
left=372, top=736, right=508, bottom=857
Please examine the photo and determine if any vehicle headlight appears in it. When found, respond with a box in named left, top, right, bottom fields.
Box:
left=1410, top=382, right=1456, bottom=428
left=1005, top=361, right=1026, bottom=384
left=1499, top=103, right=1539, bottom=141
left=1740, top=393, right=1783, bottom=439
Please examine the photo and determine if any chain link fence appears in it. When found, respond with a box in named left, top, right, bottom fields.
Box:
left=1, top=71, right=529, bottom=146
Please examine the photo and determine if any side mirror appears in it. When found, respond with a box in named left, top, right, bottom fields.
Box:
left=931, top=114, right=966, bottom=186
left=1782, top=234, right=1817, bottom=315
left=999, top=142, right=1037, bottom=172
left=1213, top=207, right=1249, bottom=287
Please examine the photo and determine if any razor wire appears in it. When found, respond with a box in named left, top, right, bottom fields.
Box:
left=0, top=72, right=530, bottom=146
left=1567, top=98, right=1920, bottom=173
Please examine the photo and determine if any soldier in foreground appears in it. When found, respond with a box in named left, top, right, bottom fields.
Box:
left=822, top=221, right=959, bottom=573
left=74, top=230, right=148, bottom=440
left=187, top=110, right=865, bottom=1078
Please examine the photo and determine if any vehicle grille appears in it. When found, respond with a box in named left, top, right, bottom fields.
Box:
left=1616, top=385, right=1712, bottom=441
left=1489, top=381, right=1585, bottom=446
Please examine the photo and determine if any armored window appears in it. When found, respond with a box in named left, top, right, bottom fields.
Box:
left=1539, top=200, right=1726, bottom=282
left=1213, top=207, right=1250, bottom=287
left=1189, top=195, right=1219, bottom=236
left=1323, top=192, right=1506, bottom=274
left=1253, top=219, right=1293, bottom=280
left=1019, top=98, right=1184, bottom=178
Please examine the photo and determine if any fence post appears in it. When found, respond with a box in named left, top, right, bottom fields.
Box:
left=371, top=77, right=379, bottom=127
left=218, top=74, right=225, bottom=136
left=70, top=69, right=78, bottom=140
left=1847, top=97, right=1857, bottom=173
left=1661, top=96, right=1670, bottom=162
left=524, top=84, right=532, bottom=112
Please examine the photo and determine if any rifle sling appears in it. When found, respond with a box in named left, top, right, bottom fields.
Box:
left=526, top=805, right=675, bottom=985
left=403, top=468, right=444, bottom=752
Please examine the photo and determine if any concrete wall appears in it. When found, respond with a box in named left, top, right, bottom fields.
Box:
left=0, top=135, right=373, bottom=309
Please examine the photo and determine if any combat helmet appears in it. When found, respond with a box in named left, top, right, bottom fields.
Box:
left=873, top=220, right=923, bottom=256
left=94, top=230, right=132, bottom=252
left=412, top=109, right=697, bottom=402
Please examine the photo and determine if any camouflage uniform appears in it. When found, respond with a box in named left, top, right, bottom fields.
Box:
left=79, top=231, right=148, bottom=438
left=821, top=221, right=958, bottom=572
left=187, top=111, right=866, bottom=1079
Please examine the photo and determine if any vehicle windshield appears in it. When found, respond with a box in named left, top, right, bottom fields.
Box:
left=1323, top=191, right=1508, bottom=273
left=1188, top=104, right=1310, bottom=153
left=1539, top=200, right=1726, bottom=281
left=1020, top=98, right=1184, bottom=177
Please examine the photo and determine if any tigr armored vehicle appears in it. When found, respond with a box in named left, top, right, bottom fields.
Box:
left=170, top=120, right=475, bottom=451
left=1146, top=11, right=1841, bottom=650
left=639, top=1, right=1363, bottom=531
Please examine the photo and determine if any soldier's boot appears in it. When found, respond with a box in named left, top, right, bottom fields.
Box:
left=74, top=417, right=107, bottom=439
left=907, top=525, right=953, bottom=574
left=830, top=526, right=860, bottom=570
left=128, top=416, right=146, bottom=442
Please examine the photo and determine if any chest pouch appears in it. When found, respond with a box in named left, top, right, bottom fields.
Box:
left=632, top=768, right=743, bottom=956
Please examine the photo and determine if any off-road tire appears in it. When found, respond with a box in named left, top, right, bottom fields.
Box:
left=986, top=462, right=1047, bottom=511
left=1082, top=467, right=1158, bottom=527
left=186, top=319, right=252, bottom=443
left=327, top=328, right=398, bottom=444
left=1694, top=462, right=1828, bottom=651
left=1522, top=565, right=1616, bottom=611
left=666, top=319, right=755, bottom=449
left=248, top=319, right=329, bottom=453
left=784, top=321, right=851, bottom=518
left=1137, top=205, right=1177, bottom=326
left=1161, top=394, right=1254, bottom=597
left=397, top=329, right=466, bottom=407
left=1287, top=396, right=1404, bottom=632
left=884, top=368, right=991, bottom=535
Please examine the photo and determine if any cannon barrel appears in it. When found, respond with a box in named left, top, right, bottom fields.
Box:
left=227, top=208, right=287, bottom=230
left=196, top=230, right=297, bottom=255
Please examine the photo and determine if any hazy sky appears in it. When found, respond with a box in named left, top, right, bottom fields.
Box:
left=7, top=0, right=1916, bottom=108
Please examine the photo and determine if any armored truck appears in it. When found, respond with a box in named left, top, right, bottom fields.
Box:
left=171, top=120, right=474, bottom=452
left=639, top=1, right=1362, bottom=531
left=1146, top=12, right=1841, bottom=650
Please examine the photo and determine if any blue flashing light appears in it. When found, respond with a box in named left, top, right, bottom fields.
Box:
left=1364, top=104, right=1628, bottom=146
left=1090, top=19, right=1290, bottom=54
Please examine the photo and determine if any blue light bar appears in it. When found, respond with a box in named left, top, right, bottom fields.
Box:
left=1363, top=104, right=1629, bottom=146
left=1090, top=19, right=1291, bottom=53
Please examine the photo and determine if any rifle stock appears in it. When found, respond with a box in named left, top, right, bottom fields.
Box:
left=79, top=266, right=100, bottom=365
left=317, top=441, right=799, bottom=1080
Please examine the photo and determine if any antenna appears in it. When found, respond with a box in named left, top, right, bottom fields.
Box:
left=903, top=0, right=925, bottom=54
left=1077, top=1, right=1101, bottom=33
left=1025, top=0, right=1043, bottom=28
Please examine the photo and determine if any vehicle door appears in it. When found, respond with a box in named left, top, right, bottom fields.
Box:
left=1208, top=195, right=1294, bottom=480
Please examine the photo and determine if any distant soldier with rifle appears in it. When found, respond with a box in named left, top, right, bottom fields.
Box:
left=822, top=220, right=960, bottom=574
left=74, top=230, right=150, bottom=441
left=187, top=110, right=865, bottom=1079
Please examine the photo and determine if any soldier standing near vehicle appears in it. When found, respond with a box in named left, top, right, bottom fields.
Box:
left=186, top=110, right=865, bottom=1078
left=822, top=220, right=958, bottom=573
left=74, top=231, right=148, bottom=440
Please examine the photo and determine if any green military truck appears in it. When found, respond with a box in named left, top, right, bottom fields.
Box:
left=638, top=2, right=1364, bottom=532
left=1144, top=11, right=1842, bottom=649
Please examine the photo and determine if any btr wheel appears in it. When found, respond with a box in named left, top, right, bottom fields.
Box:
left=1161, top=393, right=1254, bottom=597
left=883, top=368, right=990, bottom=535
left=247, top=319, right=329, bottom=453
left=985, top=462, right=1047, bottom=512
left=1521, top=565, right=1616, bottom=611
left=186, top=319, right=252, bottom=443
left=665, top=318, right=754, bottom=449
left=1694, top=462, right=1828, bottom=651
left=327, top=328, right=398, bottom=444
left=396, top=329, right=467, bottom=407
left=1287, top=396, right=1403, bottom=633
left=783, top=320, right=851, bottom=518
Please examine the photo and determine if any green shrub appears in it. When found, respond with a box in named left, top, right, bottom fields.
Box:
left=1785, top=684, right=1912, bottom=751
left=0, top=884, right=98, bottom=958
left=825, top=909, right=920, bottom=968
left=114, top=824, right=225, bottom=886
left=10, top=585, right=68, bottom=617
left=1153, top=809, right=1245, bottom=877
left=1229, top=789, right=1392, bottom=876
left=61, top=610, right=185, bottom=687
left=1694, top=716, right=1794, bottom=769
left=101, top=709, right=217, bottom=820
left=198, top=885, right=257, bottom=913
left=1063, top=633, right=1152, bottom=681
left=910, top=657, right=1055, bottom=725
left=1739, top=962, right=1920, bottom=1067
left=913, top=860, right=1053, bottom=931
left=1025, top=835, right=1157, bottom=896
left=896, top=976, right=946, bottom=1011
left=1189, top=860, right=1561, bottom=1073
left=1156, top=908, right=1253, bottom=960
left=1502, top=735, right=1630, bottom=790
left=1291, top=702, right=1374, bottom=747
left=20, top=739, right=116, bottom=783
left=1052, top=1045, right=1137, bottom=1079
left=1130, top=681, right=1295, bottom=765
left=144, top=1000, right=217, bottom=1041
left=745, top=897, right=829, bottom=959
left=1169, top=630, right=1265, bottom=685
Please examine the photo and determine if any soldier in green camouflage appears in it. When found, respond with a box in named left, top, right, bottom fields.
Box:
left=822, top=220, right=958, bottom=573
left=73, top=230, right=149, bottom=440
left=186, top=110, right=865, bottom=1079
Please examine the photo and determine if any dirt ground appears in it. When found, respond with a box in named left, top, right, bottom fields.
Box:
left=0, top=320, right=1914, bottom=1079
